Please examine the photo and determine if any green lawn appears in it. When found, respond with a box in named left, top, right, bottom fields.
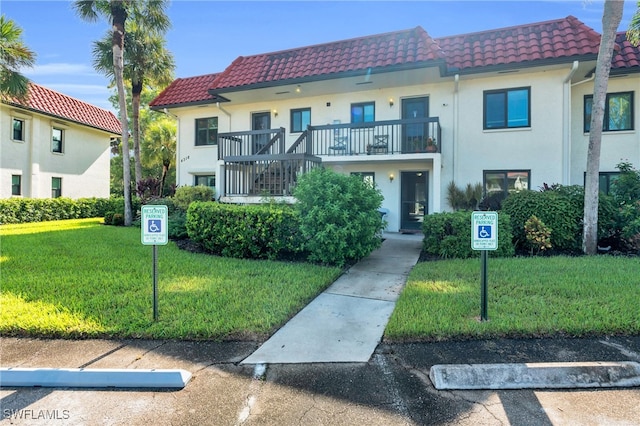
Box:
left=3, top=219, right=638, bottom=342
left=0, top=219, right=341, bottom=340
left=385, top=255, right=640, bottom=341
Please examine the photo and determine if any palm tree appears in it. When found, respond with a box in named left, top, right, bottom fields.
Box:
left=582, top=0, right=625, bottom=254
left=142, top=116, right=176, bottom=197
left=0, top=15, right=36, bottom=101
left=93, top=14, right=174, bottom=188
left=627, top=1, right=640, bottom=45
left=74, top=0, right=133, bottom=225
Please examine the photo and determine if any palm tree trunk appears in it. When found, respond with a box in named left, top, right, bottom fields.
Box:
left=583, top=0, right=624, bottom=254
left=132, top=86, right=143, bottom=187
left=111, top=2, right=133, bottom=226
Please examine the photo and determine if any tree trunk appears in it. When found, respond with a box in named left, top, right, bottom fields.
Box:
left=132, top=84, right=143, bottom=188
left=111, top=2, right=132, bottom=226
left=583, top=0, right=624, bottom=255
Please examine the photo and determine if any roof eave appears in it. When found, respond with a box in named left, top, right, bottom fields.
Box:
left=208, top=60, right=446, bottom=96
left=444, top=54, right=599, bottom=76
left=3, top=101, right=121, bottom=135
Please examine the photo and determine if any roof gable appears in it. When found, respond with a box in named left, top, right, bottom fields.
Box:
left=150, top=73, right=220, bottom=108
left=435, top=16, right=602, bottom=72
left=211, top=26, right=444, bottom=91
left=4, top=83, right=121, bottom=135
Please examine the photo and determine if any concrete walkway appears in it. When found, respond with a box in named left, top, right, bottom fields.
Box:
left=241, top=233, right=423, bottom=364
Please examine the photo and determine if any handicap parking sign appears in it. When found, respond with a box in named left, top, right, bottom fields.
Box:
left=141, top=205, right=168, bottom=245
left=472, top=212, right=498, bottom=250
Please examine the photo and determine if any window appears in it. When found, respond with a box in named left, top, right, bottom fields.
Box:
left=195, top=117, right=218, bottom=146
left=351, top=102, right=375, bottom=124
left=584, top=92, right=634, bottom=132
left=51, top=177, right=62, bottom=198
left=11, top=175, right=21, bottom=196
left=52, top=128, right=63, bottom=153
left=583, top=171, right=620, bottom=195
left=484, top=170, right=530, bottom=196
left=351, top=172, right=375, bottom=187
left=195, top=175, right=215, bottom=190
left=484, top=87, right=530, bottom=129
left=13, top=118, right=24, bottom=141
left=290, top=108, right=311, bottom=133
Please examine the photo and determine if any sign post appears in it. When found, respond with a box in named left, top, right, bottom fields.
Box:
left=471, top=211, right=498, bottom=321
left=141, top=205, right=168, bottom=321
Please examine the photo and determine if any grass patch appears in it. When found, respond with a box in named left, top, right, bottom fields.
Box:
left=386, top=256, right=640, bottom=341
left=1, top=219, right=341, bottom=340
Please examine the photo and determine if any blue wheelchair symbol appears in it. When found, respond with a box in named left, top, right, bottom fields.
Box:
left=478, top=226, right=492, bottom=239
left=148, top=220, right=161, bottom=233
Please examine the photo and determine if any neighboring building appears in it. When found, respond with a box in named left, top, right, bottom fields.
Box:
left=150, top=16, right=639, bottom=233
left=1, top=83, right=121, bottom=199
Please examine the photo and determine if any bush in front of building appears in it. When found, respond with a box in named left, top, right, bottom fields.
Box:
left=293, top=167, right=385, bottom=267
left=173, top=185, right=214, bottom=212
left=0, top=197, right=124, bottom=224
left=421, top=210, right=515, bottom=259
left=186, top=201, right=304, bottom=260
left=502, top=186, right=618, bottom=254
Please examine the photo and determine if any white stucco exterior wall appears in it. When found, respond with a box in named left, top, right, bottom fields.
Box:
left=1, top=105, right=111, bottom=199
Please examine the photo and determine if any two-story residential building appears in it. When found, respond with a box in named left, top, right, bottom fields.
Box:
left=1, top=83, right=121, bottom=199
left=150, top=16, right=639, bottom=233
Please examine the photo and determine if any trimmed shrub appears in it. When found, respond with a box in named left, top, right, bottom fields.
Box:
left=422, top=210, right=515, bottom=259
left=502, top=186, right=618, bottom=253
left=173, top=185, right=214, bottom=212
left=0, top=197, right=126, bottom=224
left=293, top=168, right=385, bottom=267
left=186, top=202, right=304, bottom=260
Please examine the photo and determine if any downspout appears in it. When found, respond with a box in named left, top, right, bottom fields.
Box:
left=453, top=74, right=459, bottom=185
left=562, top=61, right=579, bottom=185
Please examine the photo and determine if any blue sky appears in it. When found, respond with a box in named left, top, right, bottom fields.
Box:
left=2, top=0, right=638, bottom=111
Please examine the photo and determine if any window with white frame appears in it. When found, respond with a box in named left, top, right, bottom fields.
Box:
left=290, top=108, right=311, bottom=133
left=11, top=175, right=21, bottom=196
left=195, top=117, right=218, bottom=146
left=484, top=170, right=530, bottom=196
left=584, top=92, right=634, bottom=132
left=484, top=87, right=530, bottom=129
left=51, top=177, right=62, bottom=198
left=12, top=118, right=24, bottom=141
left=52, top=128, right=64, bottom=153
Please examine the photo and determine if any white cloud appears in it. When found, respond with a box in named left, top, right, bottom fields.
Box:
left=23, top=63, right=98, bottom=77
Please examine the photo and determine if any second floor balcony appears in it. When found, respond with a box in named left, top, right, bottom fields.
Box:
left=218, top=117, right=441, bottom=160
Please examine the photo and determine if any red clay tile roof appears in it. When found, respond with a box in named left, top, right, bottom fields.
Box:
left=4, top=83, right=121, bottom=134
left=150, top=16, right=639, bottom=109
left=435, top=16, right=602, bottom=72
left=149, top=73, right=219, bottom=108
left=612, top=31, right=640, bottom=71
left=210, top=26, right=444, bottom=90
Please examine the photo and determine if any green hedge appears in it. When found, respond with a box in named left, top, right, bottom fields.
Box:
left=0, top=197, right=126, bottom=224
left=186, top=202, right=304, bottom=260
left=502, top=187, right=617, bottom=253
left=422, top=210, right=515, bottom=259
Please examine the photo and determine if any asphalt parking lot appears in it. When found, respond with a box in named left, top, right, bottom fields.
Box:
left=2, top=336, right=640, bottom=425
